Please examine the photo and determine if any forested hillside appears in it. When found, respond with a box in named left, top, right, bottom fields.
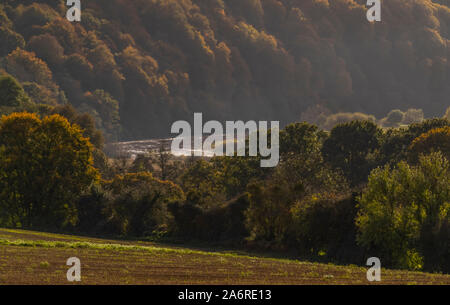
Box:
left=0, top=0, right=449, bottom=140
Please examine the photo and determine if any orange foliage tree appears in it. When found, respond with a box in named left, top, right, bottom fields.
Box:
left=409, top=127, right=450, bottom=161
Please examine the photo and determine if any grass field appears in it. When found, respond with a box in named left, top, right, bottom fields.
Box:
left=0, top=228, right=448, bottom=285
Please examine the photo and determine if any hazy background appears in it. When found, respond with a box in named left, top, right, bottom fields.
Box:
left=0, top=0, right=448, bottom=139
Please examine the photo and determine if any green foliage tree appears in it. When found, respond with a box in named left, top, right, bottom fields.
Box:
left=22, top=81, right=58, bottom=105
left=211, top=155, right=267, bottom=199
left=246, top=122, right=348, bottom=246
left=102, top=172, right=184, bottom=236
left=356, top=152, right=450, bottom=271
left=0, top=112, right=99, bottom=229
left=246, top=182, right=295, bottom=244
left=290, top=193, right=360, bottom=261
left=0, top=75, right=30, bottom=107
left=245, top=163, right=348, bottom=247
left=280, top=122, right=325, bottom=157
left=50, top=104, right=104, bottom=149
left=180, top=159, right=226, bottom=209
left=322, top=120, right=382, bottom=186
left=83, top=90, right=121, bottom=141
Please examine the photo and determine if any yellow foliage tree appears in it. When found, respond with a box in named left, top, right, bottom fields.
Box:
left=0, top=112, right=99, bottom=228
left=409, top=127, right=450, bottom=161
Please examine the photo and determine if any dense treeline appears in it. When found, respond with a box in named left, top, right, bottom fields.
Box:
left=0, top=76, right=448, bottom=272
left=0, top=0, right=449, bottom=139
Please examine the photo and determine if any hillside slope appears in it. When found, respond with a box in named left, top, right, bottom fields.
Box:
left=0, top=228, right=449, bottom=284
left=0, top=0, right=449, bottom=139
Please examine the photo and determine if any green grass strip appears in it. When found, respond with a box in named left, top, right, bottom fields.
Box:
left=0, top=238, right=265, bottom=260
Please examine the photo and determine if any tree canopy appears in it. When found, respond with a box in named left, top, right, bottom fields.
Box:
left=0, top=112, right=99, bottom=229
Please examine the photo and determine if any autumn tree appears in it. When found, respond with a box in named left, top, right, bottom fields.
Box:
left=50, top=104, right=104, bottom=149
left=4, top=48, right=56, bottom=90
left=27, top=33, right=65, bottom=68
left=15, top=3, right=56, bottom=34
left=0, top=112, right=99, bottom=229
left=379, top=118, right=450, bottom=166
left=409, top=127, right=450, bottom=161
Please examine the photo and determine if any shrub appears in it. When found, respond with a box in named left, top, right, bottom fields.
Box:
left=290, top=193, right=362, bottom=262
left=101, top=172, right=184, bottom=236
left=245, top=182, right=294, bottom=245
left=168, top=194, right=250, bottom=243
